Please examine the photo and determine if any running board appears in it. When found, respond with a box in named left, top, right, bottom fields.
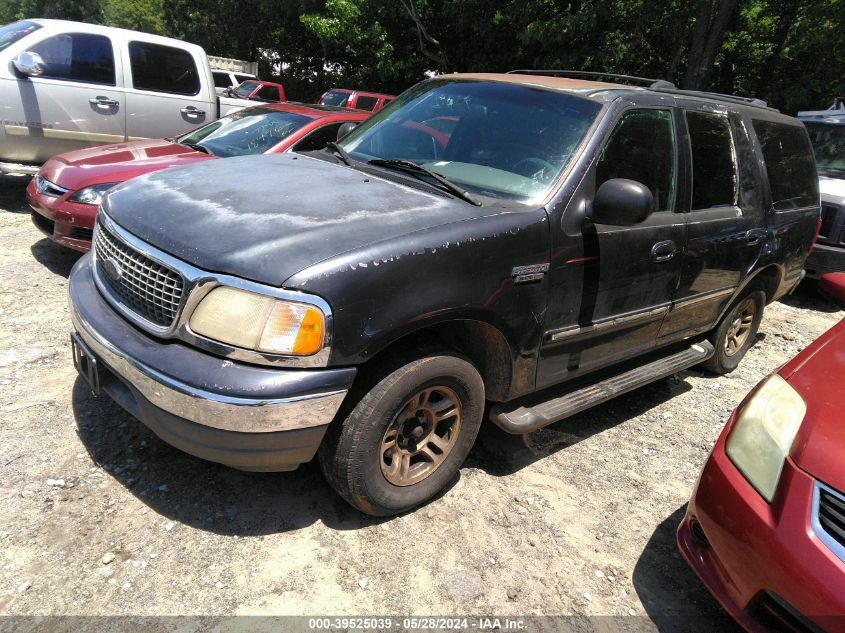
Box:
left=490, top=340, right=715, bottom=435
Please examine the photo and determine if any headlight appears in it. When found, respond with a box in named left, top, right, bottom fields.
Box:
left=67, top=183, right=120, bottom=205
left=726, top=374, right=806, bottom=502
left=189, top=286, right=325, bottom=356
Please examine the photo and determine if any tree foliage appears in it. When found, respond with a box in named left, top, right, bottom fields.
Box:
left=1, top=0, right=842, bottom=112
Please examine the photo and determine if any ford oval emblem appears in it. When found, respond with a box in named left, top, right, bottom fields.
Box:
left=102, top=257, right=123, bottom=282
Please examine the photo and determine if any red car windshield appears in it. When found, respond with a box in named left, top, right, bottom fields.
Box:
left=178, top=106, right=309, bottom=157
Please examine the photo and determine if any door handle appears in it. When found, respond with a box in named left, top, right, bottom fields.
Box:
left=180, top=106, right=205, bottom=117
left=651, top=240, right=677, bottom=263
left=89, top=96, right=119, bottom=108
left=745, top=229, right=767, bottom=246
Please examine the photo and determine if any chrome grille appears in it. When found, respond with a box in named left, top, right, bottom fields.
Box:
left=819, top=487, right=845, bottom=549
left=94, top=224, right=184, bottom=327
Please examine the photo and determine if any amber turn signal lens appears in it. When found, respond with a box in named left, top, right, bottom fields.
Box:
left=190, top=286, right=326, bottom=356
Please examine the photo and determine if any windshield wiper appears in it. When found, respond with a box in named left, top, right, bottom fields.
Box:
left=325, top=141, right=352, bottom=166
left=180, top=141, right=213, bottom=156
left=368, top=158, right=481, bottom=206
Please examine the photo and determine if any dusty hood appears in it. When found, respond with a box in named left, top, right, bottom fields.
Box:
left=42, top=138, right=211, bottom=192
left=787, top=320, right=845, bottom=493
left=102, top=153, right=492, bottom=286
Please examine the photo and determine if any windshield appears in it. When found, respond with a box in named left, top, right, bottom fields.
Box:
left=0, top=20, right=41, bottom=52
left=320, top=91, right=351, bottom=107
left=804, top=122, right=845, bottom=177
left=178, top=106, right=308, bottom=157
left=233, top=81, right=260, bottom=98
left=338, top=79, right=602, bottom=203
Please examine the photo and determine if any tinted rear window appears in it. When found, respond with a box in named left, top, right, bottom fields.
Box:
left=686, top=111, right=737, bottom=209
left=129, top=41, right=199, bottom=95
left=355, top=95, right=378, bottom=111
left=753, top=120, right=819, bottom=210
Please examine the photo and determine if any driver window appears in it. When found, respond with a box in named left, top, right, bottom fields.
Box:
left=595, top=109, right=676, bottom=212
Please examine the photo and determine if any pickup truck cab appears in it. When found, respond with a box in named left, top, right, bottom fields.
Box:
left=217, top=80, right=286, bottom=116
left=318, top=88, right=394, bottom=112
left=0, top=19, right=217, bottom=174
left=68, top=72, right=820, bottom=516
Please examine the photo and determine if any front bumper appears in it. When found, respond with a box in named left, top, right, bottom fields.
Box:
left=805, top=243, right=845, bottom=279
left=27, top=179, right=96, bottom=252
left=69, top=254, right=355, bottom=471
left=678, top=415, right=845, bottom=632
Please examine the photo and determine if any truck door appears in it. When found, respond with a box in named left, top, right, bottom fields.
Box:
left=6, top=30, right=125, bottom=163
left=537, top=107, right=686, bottom=389
left=659, top=108, right=765, bottom=341
left=123, top=41, right=211, bottom=140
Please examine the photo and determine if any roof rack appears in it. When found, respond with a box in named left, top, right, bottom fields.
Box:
left=654, top=88, right=770, bottom=109
left=507, top=69, right=773, bottom=110
left=507, top=69, right=676, bottom=90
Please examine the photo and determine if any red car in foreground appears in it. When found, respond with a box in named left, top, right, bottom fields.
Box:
left=678, top=307, right=845, bottom=632
left=27, top=103, right=368, bottom=252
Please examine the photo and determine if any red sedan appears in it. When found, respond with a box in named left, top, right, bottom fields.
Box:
left=678, top=309, right=845, bottom=632
left=27, top=103, right=368, bottom=252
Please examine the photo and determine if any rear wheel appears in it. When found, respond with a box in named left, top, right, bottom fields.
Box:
left=701, top=290, right=765, bottom=374
left=319, top=354, right=485, bottom=516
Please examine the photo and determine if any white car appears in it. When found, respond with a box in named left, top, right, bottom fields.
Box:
left=0, top=19, right=223, bottom=174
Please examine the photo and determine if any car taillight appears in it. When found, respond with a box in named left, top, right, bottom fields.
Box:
left=808, top=214, right=822, bottom=256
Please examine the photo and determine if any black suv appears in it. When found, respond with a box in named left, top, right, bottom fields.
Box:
left=799, top=103, right=845, bottom=278
left=68, top=71, right=820, bottom=516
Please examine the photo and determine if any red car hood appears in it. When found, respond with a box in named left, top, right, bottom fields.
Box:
left=40, top=138, right=214, bottom=192
left=786, top=319, right=845, bottom=493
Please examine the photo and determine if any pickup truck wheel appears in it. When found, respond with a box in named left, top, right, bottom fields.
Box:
left=701, top=291, right=765, bottom=374
left=319, top=355, right=484, bottom=516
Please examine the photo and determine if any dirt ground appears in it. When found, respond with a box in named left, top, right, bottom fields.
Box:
left=1, top=172, right=843, bottom=630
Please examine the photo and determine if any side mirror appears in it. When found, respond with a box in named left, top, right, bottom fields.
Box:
left=590, top=178, right=654, bottom=225
left=13, top=51, right=45, bottom=77
left=337, top=121, right=359, bottom=141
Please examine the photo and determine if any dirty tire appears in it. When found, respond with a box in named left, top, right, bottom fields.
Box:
left=319, top=355, right=485, bottom=516
left=701, top=290, right=765, bottom=374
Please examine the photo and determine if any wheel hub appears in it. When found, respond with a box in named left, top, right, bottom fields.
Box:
left=380, top=386, right=463, bottom=487
left=724, top=298, right=756, bottom=357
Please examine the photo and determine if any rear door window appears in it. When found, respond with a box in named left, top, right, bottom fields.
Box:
left=255, top=84, right=280, bottom=102
left=129, top=41, right=199, bottom=95
left=685, top=111, right=737, bottom=209
left=596, top=109, right=677, bottom=212
left=753, top=120, right=819, bottom=210
left=354, top=95, right=379, bottom=111
left=30, top=33, right=115, bottom=85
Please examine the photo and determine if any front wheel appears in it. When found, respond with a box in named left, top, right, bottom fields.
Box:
left=319, top=354, right=485, bottom=516
left=701, top=290, right=765, bottom=374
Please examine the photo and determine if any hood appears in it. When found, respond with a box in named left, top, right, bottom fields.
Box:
left=102, top=154, right=500, bottom=286
left=41, top=138, right=212, bottom=192
left=786, top=319, right=845, bottom=493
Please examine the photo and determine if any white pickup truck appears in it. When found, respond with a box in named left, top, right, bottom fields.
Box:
left=0, top=19, right=268, bottom=174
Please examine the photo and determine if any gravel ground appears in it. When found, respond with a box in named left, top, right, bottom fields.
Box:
left=1, top=172, right=843, bottom=629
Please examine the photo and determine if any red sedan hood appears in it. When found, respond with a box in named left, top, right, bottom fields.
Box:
left=40, top=138, right=214, bottom=192
left=786, top=319, right=845, bottom=493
